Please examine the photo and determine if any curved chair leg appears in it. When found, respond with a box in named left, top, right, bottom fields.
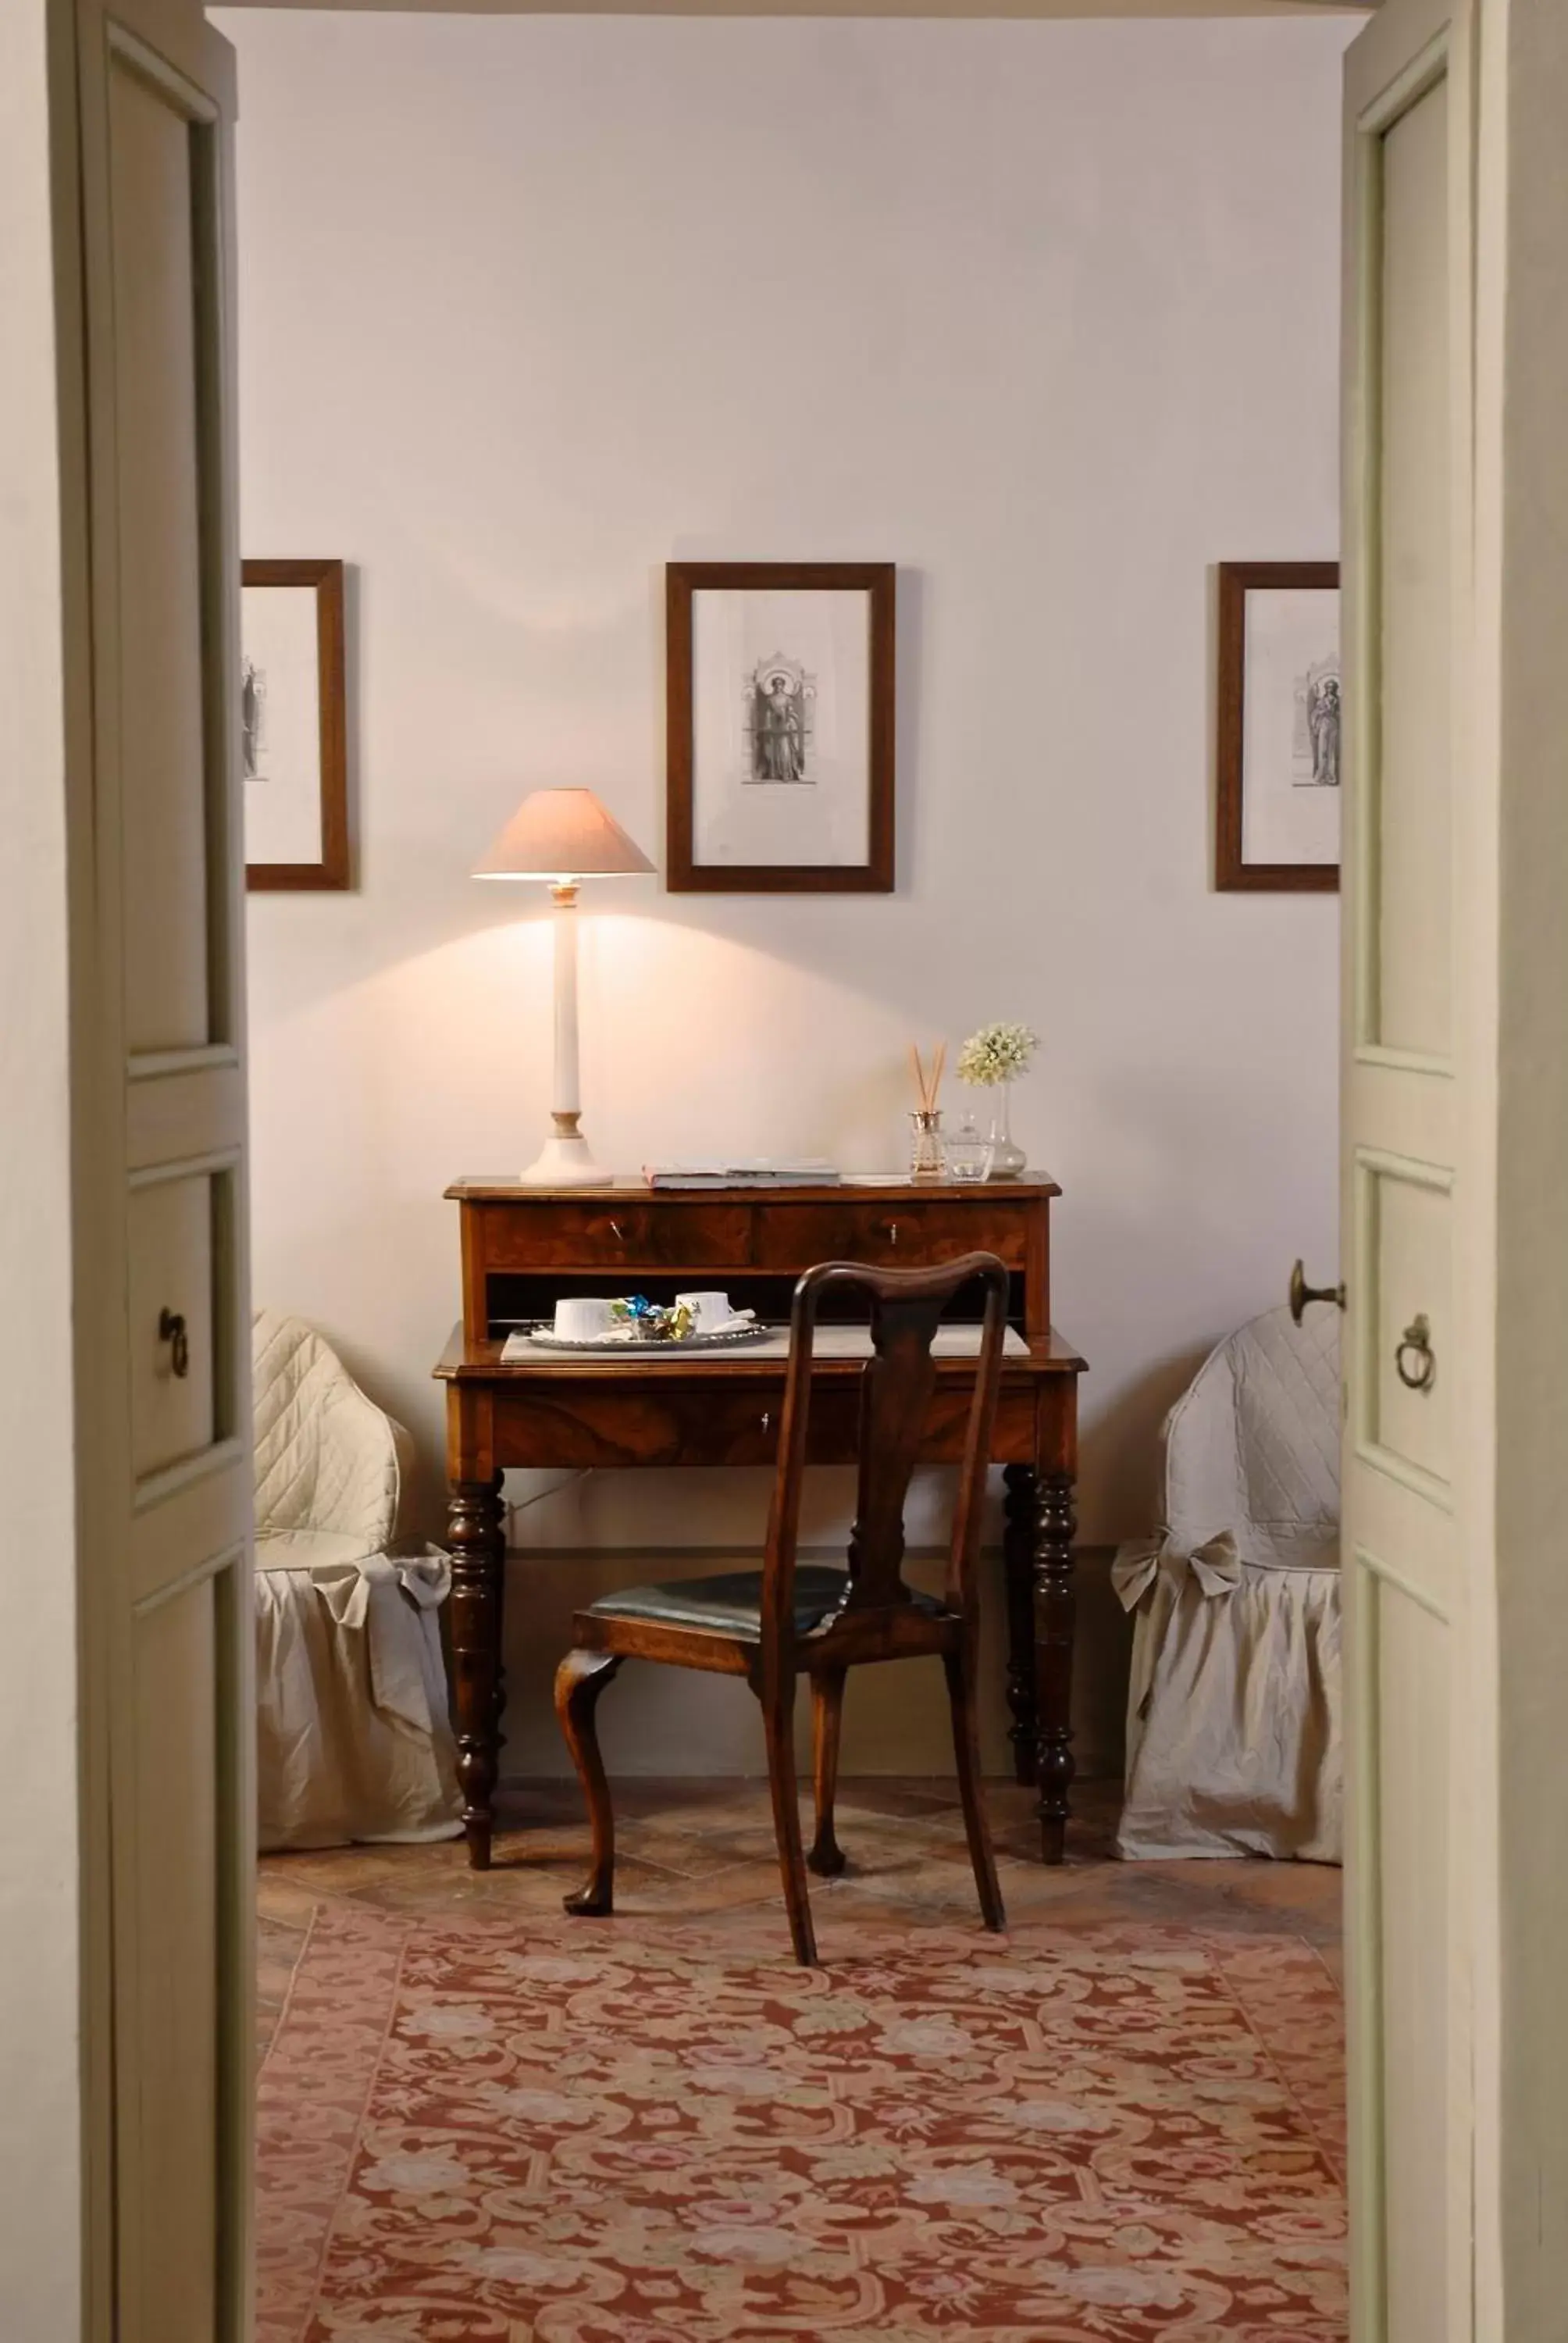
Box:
left=758, top=1680, right=818, bottom=1967
left=944, top=1647, right=1006, bottom=1934
left=554, top=1648, right=623, bottom=1917
left=807, top=1670, right=847, bottom=1878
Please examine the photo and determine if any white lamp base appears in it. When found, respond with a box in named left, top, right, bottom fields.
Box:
left=521, top=1114, right=609, bottom=1189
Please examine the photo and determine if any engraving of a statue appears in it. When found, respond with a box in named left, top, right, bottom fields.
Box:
left=754, top=674, right=804, bottom=782
left=1307, top=672, right=1341, bottom=788
left=241, top=654, right=268, bottom=784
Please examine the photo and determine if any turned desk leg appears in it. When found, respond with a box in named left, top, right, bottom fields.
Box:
left=447, top=1471, right=506, bottom=1870
left=1002, top=1464, right=1040, bottom=1788
left=1035, top=1469, right=1078, bottom=1865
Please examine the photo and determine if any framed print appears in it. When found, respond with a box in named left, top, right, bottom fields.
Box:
left=666, top=562, right=895, bottom=892
left=242, top=558, right=349, bottom=890
left=1215, top=560, right=1340, bottom=893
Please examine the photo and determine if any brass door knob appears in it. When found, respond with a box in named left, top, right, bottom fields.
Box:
left=1288, top=1260, right=1345, bottom=1326
left=159, top=1307, right=191, bottom=1379
left=1395, top=1314, right=1435, bottom=1392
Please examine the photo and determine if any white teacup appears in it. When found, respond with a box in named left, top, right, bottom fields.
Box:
left=676, top=1290, right=733, bottom=1331
left=552, top=1297, right=619, bottom=1341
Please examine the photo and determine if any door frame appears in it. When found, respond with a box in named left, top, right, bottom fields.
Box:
left=1338, top=2, right=1476, bottom=2333
left=9, top=0, right=1568, bottom=2334
left=0, top=0, right=114, bottom=2333
left=2, top=0, right=252, bottom=2334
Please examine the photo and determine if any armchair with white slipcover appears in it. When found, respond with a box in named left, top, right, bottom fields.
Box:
left=253, top=1310, right=462, bottom=1851
left=1114, top=1302, right=1342, bottom=1862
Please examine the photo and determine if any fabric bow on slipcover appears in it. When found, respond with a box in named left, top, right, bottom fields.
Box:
left=1110, top=1529, right=1245, bottom=1612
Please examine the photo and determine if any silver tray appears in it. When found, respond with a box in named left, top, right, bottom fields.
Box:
left=524, top=1322, right=774, bottom=1356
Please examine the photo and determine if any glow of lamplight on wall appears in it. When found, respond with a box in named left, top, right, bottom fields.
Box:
left=252, top=901, right=939, bottom=1173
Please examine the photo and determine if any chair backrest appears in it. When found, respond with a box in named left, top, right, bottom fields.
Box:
left=1163, top=1300, right=1340, bottom=1563
left=252, top=1309, right=405, bottom=1553
left=761, top=1253, right=1010, bottom=1647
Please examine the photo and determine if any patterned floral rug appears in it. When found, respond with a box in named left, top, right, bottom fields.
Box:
left=256, top=1902, right=1346, bottom=2341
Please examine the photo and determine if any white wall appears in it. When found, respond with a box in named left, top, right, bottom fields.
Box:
left=223, top=7, right=1349, bottom=1775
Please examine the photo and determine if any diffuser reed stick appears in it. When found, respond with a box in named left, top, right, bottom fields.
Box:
left=911, top=1042, right=946, bottom=1116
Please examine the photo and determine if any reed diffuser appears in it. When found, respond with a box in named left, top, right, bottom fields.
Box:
left=909, top=1041, right=946, bottom=1177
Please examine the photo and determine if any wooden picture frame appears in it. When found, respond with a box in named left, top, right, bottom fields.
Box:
left=1215, top=560, right=1340, bottom=893
left=242, top=558, right=349, bottom=891
left=666, top=561, right=896, bottom=893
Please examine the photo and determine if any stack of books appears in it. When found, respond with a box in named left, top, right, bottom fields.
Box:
left=642, top=1160, right=841, bottom=1191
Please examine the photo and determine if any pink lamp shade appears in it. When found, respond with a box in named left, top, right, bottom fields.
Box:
left=474, top=786, right=654, bottom=881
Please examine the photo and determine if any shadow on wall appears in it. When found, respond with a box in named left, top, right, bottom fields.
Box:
left=1085, top=1342, right=1217, bottom=1539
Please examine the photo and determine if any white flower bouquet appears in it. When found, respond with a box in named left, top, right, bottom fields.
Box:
left=956, top=1022, right=1038, bottom=1087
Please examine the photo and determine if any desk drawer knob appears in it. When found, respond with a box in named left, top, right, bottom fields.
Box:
left=885, top=1221, right=900, bottom=1246
left=761, top=1410, right=772, bottom=1432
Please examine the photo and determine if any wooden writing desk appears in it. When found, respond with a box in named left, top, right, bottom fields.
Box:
left=435, top=1175, right=1087, bottom=1869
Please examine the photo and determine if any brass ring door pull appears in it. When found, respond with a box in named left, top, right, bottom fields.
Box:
left=159, top=1307, right=191, bottom=1379
left=1288, top=1259, right=1345, bottom=1326
left=1395, top=1314, right=1435, bottom=1393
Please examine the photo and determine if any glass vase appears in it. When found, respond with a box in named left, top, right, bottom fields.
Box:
left=984, top=1086, right=1027, bottom=1179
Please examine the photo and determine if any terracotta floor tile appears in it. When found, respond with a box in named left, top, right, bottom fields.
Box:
left=257, top=1775, right=1342, bottom=1949
left=606, top=1828, right=768, bottom=1881
left=592, top=1859, right=804, bottom=1921
left=828, top=1779, right=966, bottom=1820
left=346, top=1850, right=686, bottom=1924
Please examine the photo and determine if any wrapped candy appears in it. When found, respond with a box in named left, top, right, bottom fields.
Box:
left=608, top=1296, right=696, bottom=1343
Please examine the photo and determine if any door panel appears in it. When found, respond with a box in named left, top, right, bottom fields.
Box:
left=127, top=1171, right=217, bottom=1478
left=1354, top=1150, right=1452, bottom=1492
left=1364, top=1563, right=1451, bottom=2342
left=109, top=50, right=214, bottom=1057
left=1370, top=70, right=1453, bottom=1067
left=130, top=1578, right=219, bottom=2341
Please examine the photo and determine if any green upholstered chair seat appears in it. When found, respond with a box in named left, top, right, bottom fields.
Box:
left=585, top=1564, right=948, bottom=1640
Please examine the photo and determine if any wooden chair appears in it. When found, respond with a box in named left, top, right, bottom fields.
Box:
left=552, top=1252, right=1010, bottom=1965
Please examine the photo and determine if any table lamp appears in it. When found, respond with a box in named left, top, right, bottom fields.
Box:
left=474, top=786, right=654, bottom=1186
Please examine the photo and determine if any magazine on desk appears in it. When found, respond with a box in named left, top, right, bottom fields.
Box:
left=642, top=1160, right=841, bottom=1189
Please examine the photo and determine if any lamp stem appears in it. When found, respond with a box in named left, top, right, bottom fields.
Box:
left=519, top=879, right=608, bottom=1187
left=553, top=880, right=581, bottom=1119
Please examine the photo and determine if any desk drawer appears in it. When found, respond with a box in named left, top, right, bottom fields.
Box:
left=473, top=1200, right=754, bottom=1274
left=488, top=1375, right=1038, bottom=1469
left=755, top=1200, right=1028, bottom=1272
